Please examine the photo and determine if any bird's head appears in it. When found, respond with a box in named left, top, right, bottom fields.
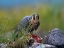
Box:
left=29, top=14, right=39, bottom=30
left=32, top=13, right=39, bottom=20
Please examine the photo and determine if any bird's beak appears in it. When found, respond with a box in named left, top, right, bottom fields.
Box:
left=32, top=16, right=34, bottom=20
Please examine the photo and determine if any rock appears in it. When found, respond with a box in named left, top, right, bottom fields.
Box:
left=46, top=28, right=64, bottom=48
left=45, top=44, right=56, bottom=48
left=0, top=43, right=9, bottom=48
left=28, top=42, right=56, bottom=48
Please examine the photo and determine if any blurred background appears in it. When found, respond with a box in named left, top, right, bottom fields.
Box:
left=0, top=0, right=63, bottom=43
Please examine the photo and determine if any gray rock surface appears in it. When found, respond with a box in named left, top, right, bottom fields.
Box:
left=0, top=43, right=9, bottom=48
left=46, top=28, right=64, bottom=48
left=28, top=43, right=56, bottom=48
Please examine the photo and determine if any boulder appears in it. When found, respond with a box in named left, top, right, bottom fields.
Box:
left=0, top=43, right=8, bottom=48
left=46, top=28, right=64, bottom=48
left=29, top=43, right=56, bottom=48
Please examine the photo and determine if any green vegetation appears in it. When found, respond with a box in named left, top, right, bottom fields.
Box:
left=0, top=4, right=63, bottom=44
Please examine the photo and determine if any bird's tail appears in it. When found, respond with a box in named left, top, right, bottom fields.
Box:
left=14, top=29, right=19, bottom=41
left=14, top=25, right=22, bottom=41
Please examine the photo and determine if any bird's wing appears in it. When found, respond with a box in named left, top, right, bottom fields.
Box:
left=14, top=16, right=32, bottom=40
left=17, top=16, right=32, bottom=31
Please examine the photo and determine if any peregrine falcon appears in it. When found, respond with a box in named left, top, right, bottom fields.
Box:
left=14, top=13, right=40, bottom=40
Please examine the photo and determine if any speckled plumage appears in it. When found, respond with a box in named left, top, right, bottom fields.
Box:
left=16, top=16, right=32, bottom=31
left=14, top=14, right=40, bottom=41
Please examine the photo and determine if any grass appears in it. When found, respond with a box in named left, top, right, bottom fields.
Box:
left=0, top=30, right=23, bottom=44
left=0, top=34, right=7, bottom=43
left=0, top=5, right=63, bottom=44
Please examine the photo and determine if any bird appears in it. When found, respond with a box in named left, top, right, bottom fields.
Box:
left=14, top=13, right=40, bottom=40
